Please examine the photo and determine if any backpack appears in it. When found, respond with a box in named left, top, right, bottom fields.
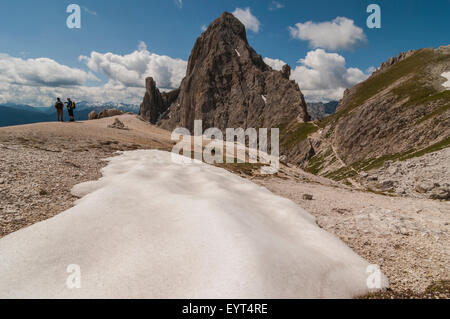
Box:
left=72, top=102, right=76, bottom=109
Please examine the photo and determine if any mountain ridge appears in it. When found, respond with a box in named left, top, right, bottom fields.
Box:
left=140, top=12, right=310, bottom=132
left=298, top=46, right=450, bottom=189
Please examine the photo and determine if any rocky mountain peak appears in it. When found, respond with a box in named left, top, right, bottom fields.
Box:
left=141, top=12, right=309, bottom=132
left=186, top=12, right=268, bottom=79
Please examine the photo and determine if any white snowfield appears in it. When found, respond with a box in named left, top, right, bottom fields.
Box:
left=441, top=72, right=450, bottom=89
left=0, top=150, right=387, bottom=299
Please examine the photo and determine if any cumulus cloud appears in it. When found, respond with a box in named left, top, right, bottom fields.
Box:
left=0, top=79, right=147, bottom=107
left=289, top=49, right=369, bottom=102
left=79, top=41, right=187, bottom=90
left=263, top=57, right=286, bottom=71
left=0, top=42, right=187, bottom=106
left=289, top=17, right=366, bottom=50
left=232, top=7, right=260, bottom=33
left=0, top=54, right=98, bottom=87
left=269, top=1, right=284, bottom=11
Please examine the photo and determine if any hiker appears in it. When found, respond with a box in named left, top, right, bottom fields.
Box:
left=66, top=98, right=76, bottom=122
left=54, top=98, right=64, bottom=122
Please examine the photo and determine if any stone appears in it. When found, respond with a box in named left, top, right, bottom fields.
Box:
left=415, top=182, right=436, bottom=194
left=108, top=118, right=128, bottom=130
left=302, top=194, right=313, bottom=200
left=359, top=172, right=369, bottom=178
left=280, top=64, right=291, bottom=79
left=88, top=111, right=98, bottom=120
left=98, top=108, right=124, bottom=119
left=380, top=180, right=395, bottom=190
left=139, top=77, right=179, bottom=124
left=429, top=187, right=450, bottom=200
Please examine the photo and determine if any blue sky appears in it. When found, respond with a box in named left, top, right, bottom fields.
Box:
left=0, top=0, right=448, bottom=106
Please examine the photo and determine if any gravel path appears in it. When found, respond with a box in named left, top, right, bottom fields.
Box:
left=252, top=165, right=449, bottom=298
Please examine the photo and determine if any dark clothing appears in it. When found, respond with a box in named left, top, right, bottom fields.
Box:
left=55, top=101, right=64, bottom=122
left=66, top=101, right=75, bottom=122
left=56, top=108, right=64, bottom=122
left=68, top=108, right=74, bottom=121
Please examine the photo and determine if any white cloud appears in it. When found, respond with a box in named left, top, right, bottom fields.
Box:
left=290, top=49, right=369, bottom=102
left=365, top=66, right=376, bottom=75
left=0, top=79, right=146, bottom=107
left=264, top=57, right=286, bottom=71
left=79, top=41, right=187, bottom=90
left=269, top=1, right=284, bottom=11
left=0, top=43, right=187, bottom=106
left=232, top=7, right=260, bottom=33
left=201, top=24, right=207, bottom=32
left=175, top=0, right=183, bottom=8
left=289, top=17, right=366, bottom=51
left=0, top=54, right=98, bottom=87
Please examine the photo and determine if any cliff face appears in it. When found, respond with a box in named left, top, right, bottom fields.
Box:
left=333, top=47, right=450, bottom=164
left=140, top=12, right=309, bottom=132
left=139, top=78, right=179, bottom=124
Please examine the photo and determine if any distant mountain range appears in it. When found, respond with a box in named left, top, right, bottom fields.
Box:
left=0, top=102, right=139, bottom=127
left=307, top=101, right=339, bottom=120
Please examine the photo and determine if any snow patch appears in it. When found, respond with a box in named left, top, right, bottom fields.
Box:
left=261, top=95, right=267, bottom=103
left=0, top=150, right=386, bottom=298
left=441, top=72, right=450, bottom=89
left=235, top=49, right=241, bottom=57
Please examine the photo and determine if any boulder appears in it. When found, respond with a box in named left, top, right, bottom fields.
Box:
left=88, top=111, right=98, bottom=120
left=415, top=182, right=436, bottom=194
left=430, top=187, right=450, bottom=200
left=108, top=118, right=128, bottom=130
left=98, top=108, right=124, bottom=119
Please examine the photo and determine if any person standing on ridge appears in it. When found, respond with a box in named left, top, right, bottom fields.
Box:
left=66, top=98, right=76, bottom=122
left=54, top=98, right=64, bottom=122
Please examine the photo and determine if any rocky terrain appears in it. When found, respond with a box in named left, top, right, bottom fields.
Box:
left=140, top=77, right=179, bottom=124
left=88, top=108, right=128, bottom=120
left=0, top=115, right=448, bottom=298
left=251, top=165, right=449, bottom=298
left=291, top=47, right=450, bottom=189
left=0, top=115, right=173, bottom=238
left=140, top=12, right=309, bottom=132
left=359, top=147, right=450, bottom=200
left=1, top=11, right=448, bottom=299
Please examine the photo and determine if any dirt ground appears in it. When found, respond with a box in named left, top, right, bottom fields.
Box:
left=0, top=115, right=173, bottom=238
